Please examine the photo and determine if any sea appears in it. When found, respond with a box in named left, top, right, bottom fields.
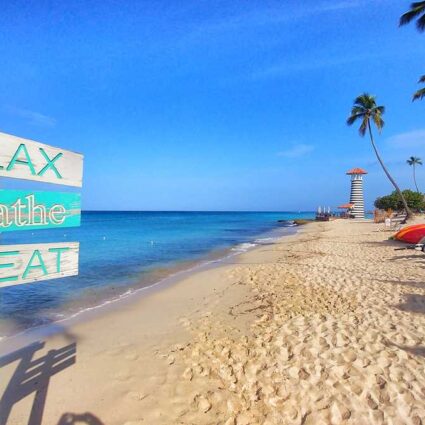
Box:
left=0, top=211, right=314, bottom=338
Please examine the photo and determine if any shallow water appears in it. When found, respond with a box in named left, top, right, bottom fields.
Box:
left=0, top=211, right=313, bottom=337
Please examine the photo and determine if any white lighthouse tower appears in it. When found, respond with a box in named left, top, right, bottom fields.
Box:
left=346, top=168, right=367, bottom=219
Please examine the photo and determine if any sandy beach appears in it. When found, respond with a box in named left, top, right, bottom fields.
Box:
left=1, top=219, right=425, bottom=425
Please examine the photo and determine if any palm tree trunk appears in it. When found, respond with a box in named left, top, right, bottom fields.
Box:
left=413, top=165, right=419, bottom=192
left=367, top=121, right=414, bottom=220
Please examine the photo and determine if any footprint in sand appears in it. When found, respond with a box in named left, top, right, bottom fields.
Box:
left=179, top=317, right=192, bottom=329
left=124, top=351, right=139, bottom=361
left=113, top=369, right=131, bottom=382
left=127, top=391, right=148, bottom=401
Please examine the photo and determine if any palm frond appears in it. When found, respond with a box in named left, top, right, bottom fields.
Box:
left=400, top=1, right=425, bottom=28
left=347, top=114, right=363, bottom=125
left=354, top=93, right=375, bottom=109
left=418, top=75, right=425, bottom=83
left=359, top=118, right=368, bottom=137
left=373, top=113, right=384, bottom=132
left=351, top=106, right=365, bottom=115
left=407, top=156, right=422, bottom=165
left=413, top=87, right=425, bottom=101
left=400, top=9, right=420, bottom=26
left=418, top=13, right=425, bottom=30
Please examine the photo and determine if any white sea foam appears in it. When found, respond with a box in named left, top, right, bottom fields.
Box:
left=0, top=224, right=301, bottom=342
left=231, top=242, right=257, bottom=252
left=254, top=237, right=276, bottom=243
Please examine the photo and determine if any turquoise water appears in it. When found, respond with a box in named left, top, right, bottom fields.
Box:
left=0, top=211, right=314, bottom=337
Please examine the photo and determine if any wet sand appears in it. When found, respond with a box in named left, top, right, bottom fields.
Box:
left=1, top=219, right=424, bottom=424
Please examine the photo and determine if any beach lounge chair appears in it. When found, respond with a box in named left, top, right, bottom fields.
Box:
left=383, top=213, right=407, bottom=231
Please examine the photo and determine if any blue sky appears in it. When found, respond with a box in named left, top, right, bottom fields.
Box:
left=1, top=0, right=424, bottom=211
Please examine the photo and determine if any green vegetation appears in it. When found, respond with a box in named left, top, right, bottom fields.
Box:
left=407, top=156, right=423, bottom=192
left=375, top=189, right=425, bottom=212
left=347, top=93, right=414, bottom=219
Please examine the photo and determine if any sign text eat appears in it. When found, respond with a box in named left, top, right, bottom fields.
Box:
left=0, top=242, right=79, bottom=288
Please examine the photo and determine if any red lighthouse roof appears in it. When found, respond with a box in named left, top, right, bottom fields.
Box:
left=338, top=203, right=355, bottom=209
left=346, top=167, right=367, bottom=175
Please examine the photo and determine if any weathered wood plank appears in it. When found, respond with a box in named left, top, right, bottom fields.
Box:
left=0, top=242, right=79, bottom=287
left=0, top=189, right=81, bottom=232
left=0, top=131, right=83, bottom=187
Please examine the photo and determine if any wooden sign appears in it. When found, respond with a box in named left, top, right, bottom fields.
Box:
left=0, top=131, right=83, bottom=188
left=0, top=189, right=81, bottom=232
left=0, top=242, right=79, bottom=287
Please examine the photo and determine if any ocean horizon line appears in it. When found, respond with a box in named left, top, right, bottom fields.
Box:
left=80, top=209, right=316, bottom=213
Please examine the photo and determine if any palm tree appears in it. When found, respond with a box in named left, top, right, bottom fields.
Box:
left=347, top=93, right=414, bottom=219
left=407, top=156, right=423, bottom=192
left=400, top=1, right=425, bottom=31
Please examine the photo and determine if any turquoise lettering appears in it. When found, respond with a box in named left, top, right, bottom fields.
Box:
left=23, top=250, right=48, bottom=279
left=48, top=247, right=70, bottom=272
left=6, top=144, right=36, bottom=175
left=0, top=250, right=19, bottom=283
left=37, top=149, right=63, bottom=179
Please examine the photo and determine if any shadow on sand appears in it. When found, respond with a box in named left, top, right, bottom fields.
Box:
left=389, top=293, right=425, bottom=357
left=386, top=341, right=425, bottom=358
left=390, top=253, right=425, bottom=262
left=396, top=293, right=425, bottom=315
left=375, top=277, right=424, bottom=290
left=57, top=412, right=105, bottom=425
left=361, top=239, right=402, bottom=248
left=0, top=340, right=76, bottom=425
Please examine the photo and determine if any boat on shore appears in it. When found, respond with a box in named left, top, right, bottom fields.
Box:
left=394, top=224, right=425, bottom=244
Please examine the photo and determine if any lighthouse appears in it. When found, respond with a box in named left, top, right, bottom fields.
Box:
left=346, top=168, right=367, bottom=219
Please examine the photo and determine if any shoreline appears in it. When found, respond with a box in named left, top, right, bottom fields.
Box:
left=0, top=221, right=310, bottom=425
left=0, top=211, right=310, bottom=341
left=1, top=219, right=424, bottom=424
left=0, top=221, right=298, bottom=348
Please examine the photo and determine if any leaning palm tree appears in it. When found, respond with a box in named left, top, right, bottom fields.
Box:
left=407, top=156, right=423, bottom=192
left=347, top=93, right=414, bottom=219
left=400, top=1, right=425, bottom=31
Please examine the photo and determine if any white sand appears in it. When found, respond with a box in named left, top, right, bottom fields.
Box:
left=1, top=219, right=425, bottom=425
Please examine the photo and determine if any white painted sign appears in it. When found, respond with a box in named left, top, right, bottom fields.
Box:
left=0, top=242, right=79, bottom=288
left=0, top=131, right=83, bottom=187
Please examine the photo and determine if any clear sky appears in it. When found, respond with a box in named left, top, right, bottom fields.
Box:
left=1, top=0, right=424, bottom=211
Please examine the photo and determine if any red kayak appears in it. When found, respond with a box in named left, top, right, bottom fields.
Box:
left=394, top=224, right=425, bottom=244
